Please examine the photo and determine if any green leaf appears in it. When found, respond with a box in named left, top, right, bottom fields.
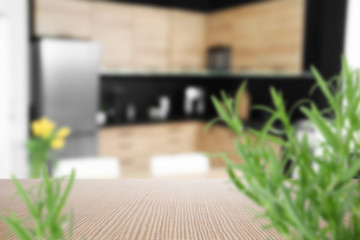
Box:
left=1, top=215, right=33, bottom=240
left=280, top=186, right=315, bottom=239
left=300, top=105, right=338, bottom=149
left=211, top=95, right=231, bottom=123
left=251, top=104, right=274, bottom=114
left=52, top=170, right=76, bottom=221
left=221, top=90, right=233, bottom=114
left=203, top=117, right=221, bottom=133
left=288, top=98, right=311, bottom=119
left=338, top=160, right=360, bottom=183
left=235, top=81, right=248, bottom=116
left=11, top=176, right=38, bottom=219
left=311, top=66, right=337, bottom=110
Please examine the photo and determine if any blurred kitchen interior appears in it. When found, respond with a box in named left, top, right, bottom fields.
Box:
left=1, top=0, right=359, bottom=178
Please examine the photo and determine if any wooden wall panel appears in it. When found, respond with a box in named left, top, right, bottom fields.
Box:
left=92, top=2, right=134, bottom=70
left=207, top=0, right=304, bottom=73
left=169, top=10, right=206, bottom=71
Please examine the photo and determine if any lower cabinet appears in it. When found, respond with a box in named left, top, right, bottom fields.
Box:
left=99, top=122, right=200, bottom=158
left=99, top=121, right=280, bottom=176
left=99, top=122, right=202, bottom=176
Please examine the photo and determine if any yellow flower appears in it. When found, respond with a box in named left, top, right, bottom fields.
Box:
left=40, top=117, right=55, bottom=139
left=51, top=138, right=65, bottom=149
left=31, top=121, right=42, bottom=137
left=31, top=117, right=56, bottom=139
left=40, top=118, right=56, bottom=139
left=56, top=127, right=71, bottom=139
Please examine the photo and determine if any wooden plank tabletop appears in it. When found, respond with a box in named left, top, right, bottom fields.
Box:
left=0, top=179, right=284, bottom=240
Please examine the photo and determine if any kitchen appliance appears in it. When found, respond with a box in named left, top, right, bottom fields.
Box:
left=148, top=96, right=171, bottom=121
left=184, top=86, right=205, bottom=116
left=32, top=38, right=100, bottom=158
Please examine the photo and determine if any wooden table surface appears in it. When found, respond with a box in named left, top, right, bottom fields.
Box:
left=0, top=179, right=284, bottom=240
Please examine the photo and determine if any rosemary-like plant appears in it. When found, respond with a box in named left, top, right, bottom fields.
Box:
left=210, top=57, right=360, bottom=240
left=1, top=167, right=76, bottom=240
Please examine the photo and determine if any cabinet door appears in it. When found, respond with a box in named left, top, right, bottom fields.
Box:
left=99, top=126, right=153, bottom=159
left=34, top=0, right=92, bottom=39
left=170, top=10, right=206, bottom=71
left=207, top=9, right=236, bottom=48
left=92, top=2, right=134, bottom=70
left=207, top=0, right=304, bottom=72
left=132, top=6, right=170, bottom=71
left=149, top=122, right=201, bottom=154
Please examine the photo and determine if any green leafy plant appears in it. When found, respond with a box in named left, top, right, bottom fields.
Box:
left=28, top=117, right=71, bottom=178
left=2, top=167, right=76, bottom=240
left=210, top=57, right=360, bottom=239
left=2, top=117, right=77, bottom=239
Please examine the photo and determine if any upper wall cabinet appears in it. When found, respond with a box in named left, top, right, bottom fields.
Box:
left=34, top=0, right=304, bottom=73
left=169, top=10, right=206, bottom=71
left=207, top=0, right=304, bottom=73
left=34, top=0, right=92, bottom=39
left=132, top=6, right=170, bottom=71
left=92, top=2, right=134, bottom=70
left=207, top=9, right=235, bottom=48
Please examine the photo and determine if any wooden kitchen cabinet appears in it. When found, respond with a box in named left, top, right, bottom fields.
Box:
left=99, top=122, right=248, bottom=173
left=34, top=0, right=92, bottom=39
left=132, top=6, right=170, bottom=71
left=99, top=122, right=203, bottom=174
left=206, top=0, right=304, bottom=72
left=169, top=10, right=206, bottom=71
left=99, top=122, right=201, bottom=160
left=92, top=2, right=134, bottom=70
left=207, top=9, right=236, bottom=51
left=34, top=0, right=304, bottom=72
left=99, top=122, right=281, bottom=177
left=198, top=124, right=246, bottom=166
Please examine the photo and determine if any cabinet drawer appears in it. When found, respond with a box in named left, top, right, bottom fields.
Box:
left=100, top=137, right=150, bottom=157
left=100, top=126, right=152, bottom=139
left=153, top=122, right=201, bottom=136
left=99, top=122, right=202, bottom=159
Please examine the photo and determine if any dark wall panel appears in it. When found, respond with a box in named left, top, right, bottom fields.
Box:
left=302, top=0, right=348, bottom=78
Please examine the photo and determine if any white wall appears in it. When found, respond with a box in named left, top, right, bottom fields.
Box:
left=345, top=0, right=360, bottom=69
left=0, top=13, right=11, bottom=178
left=0, top=0, right=29, bottom=178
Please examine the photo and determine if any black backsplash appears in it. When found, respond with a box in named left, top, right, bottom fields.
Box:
left=101, top=74, right=324, bottom=127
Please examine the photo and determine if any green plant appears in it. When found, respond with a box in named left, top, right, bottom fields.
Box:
left=209, top=57, right=360, bottom=239
left=2, top=167, right=76, bottom=240
left=28, top=117, right=71, bottom=178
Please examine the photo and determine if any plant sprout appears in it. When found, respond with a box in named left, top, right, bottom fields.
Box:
left=209, top=57, right=360, bottom=240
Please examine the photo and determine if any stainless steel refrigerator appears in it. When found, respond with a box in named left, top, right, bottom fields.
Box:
left=32, top=38, right=100, bottom=159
